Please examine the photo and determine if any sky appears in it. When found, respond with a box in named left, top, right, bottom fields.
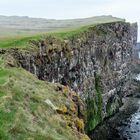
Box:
left=0, top=0, right=140, bottom=41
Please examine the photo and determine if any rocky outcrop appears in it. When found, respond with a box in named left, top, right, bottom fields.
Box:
left=9, top=21, right=137, bottom=133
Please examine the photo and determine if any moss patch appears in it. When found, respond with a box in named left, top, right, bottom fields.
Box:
left=86, top=74, right=103, bottom=133
left=106, top=95, right=122, bottom=116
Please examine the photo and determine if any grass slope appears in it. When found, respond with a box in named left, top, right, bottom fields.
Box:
left=0, top=55, right=88, bottom=140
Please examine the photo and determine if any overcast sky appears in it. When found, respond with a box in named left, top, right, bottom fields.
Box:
left=0, top=0, right=140, bottom=40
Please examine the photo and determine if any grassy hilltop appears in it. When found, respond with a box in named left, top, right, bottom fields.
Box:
left=0, top=15, right=124, bottom=48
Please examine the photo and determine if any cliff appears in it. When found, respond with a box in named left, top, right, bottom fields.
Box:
left=0, top=21, right=137, bottom=139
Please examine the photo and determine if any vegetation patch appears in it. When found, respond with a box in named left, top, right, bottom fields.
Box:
left=86, top=74, right=103, bottom=133
left=106, top=95, right=122, bottom=116
left=0, top=54, right=89, bottom=140
left=0, top=68, right=9, bottom=85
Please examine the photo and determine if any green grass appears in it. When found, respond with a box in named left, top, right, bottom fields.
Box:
left=0, top=35, right=42, bottom=48
left=0, top=25, right=89, bottom=48
left=0, top=91, right=5, bottom=97
left=0, top=69, right=9, bottom=85
left=0, top=55, right=85, bottom=140
left=0, top=18, right=125, bottom=48
left=48, top=25, right=89, bottom=38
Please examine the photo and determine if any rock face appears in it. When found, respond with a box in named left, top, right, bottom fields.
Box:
left=11, top=22, right=137, bottom=133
